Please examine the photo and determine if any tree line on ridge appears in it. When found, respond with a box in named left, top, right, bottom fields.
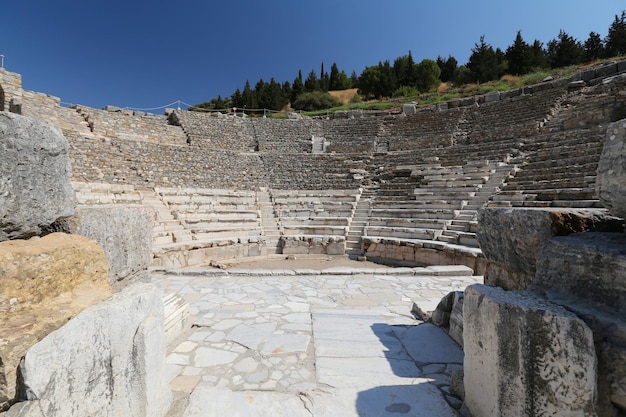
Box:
left=191, top=11, right=626, bottom=113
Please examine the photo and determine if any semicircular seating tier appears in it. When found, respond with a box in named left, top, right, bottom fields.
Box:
left=6, top=62, right=625, bottom=273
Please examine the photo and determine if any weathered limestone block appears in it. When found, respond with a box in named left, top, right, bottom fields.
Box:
left=0, top=233, right=112, bottom=410
left=534, top=232, right=626, bottom=310
left=477, top=207, right=624, bottom=290
left=9, top=283, right=171, bottom=417
left=448, top=292, right=464, bottom=348
left=431, top=291, right=456, bottom=327
left=280, top=236, right=345, bottom=255
left=402, top=103, right=416, bottom=115
left=0, top=111, right=76, bottom=241
left=597, top=118, right=626, bottom=219
left=534, top=232, right=626, bottom=414
left=68, top=206, right=155, bottom=289
left=463, top=284, right=597, bottom=417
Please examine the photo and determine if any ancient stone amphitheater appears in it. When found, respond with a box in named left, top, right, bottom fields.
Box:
left=1, top=62, right=625, bottom=417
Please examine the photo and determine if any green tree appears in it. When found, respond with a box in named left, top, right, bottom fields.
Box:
left=436, top=55, right=458, bottom=83
left=360, top=61, right=396, bottom=98
left=212, top=95, right=229, bottom=110
left=453, top=65, right=472, bottom=85
left=231, top=88, right=243, bottom=109
left=350, top=70, right=359, bottom=89
left=255, top=78, right=288, bottom=111
left=585, top=31, right=605, bottom=61
left=254, top=79, right=268, bottom=109
left=547, top=30, right=584, bottom=68
left=242, top=80, right=257, bottom=109
left=281, top=81, right=292, bottom=106
left=329, top=62, right=340, bottom=90
left=606, top=11, right=626, bottom=57
left=291, top=70, right=304, bottom=104
left=329, top=63, right=352, bottom=90
left=393, top=51, right=417, bottom=88
left=467, top=35, right=503, bottom=83
left=319, top=62, right=329, bottom=92
left=506, top=31, right=533, bottom=75
left=415, top=59, right=441, bottom=92
left=530, top=39, right=549, bottom=69
left=358, top=65, right=382, bottom=98
left=304, top=70, right=319, bottom=92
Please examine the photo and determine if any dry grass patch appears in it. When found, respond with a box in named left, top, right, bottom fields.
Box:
left=329, top=88, right=359, bottom=104
left=500, top=74, right=521, bottom=84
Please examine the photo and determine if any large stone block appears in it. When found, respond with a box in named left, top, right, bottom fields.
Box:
left=477, top=207, right=623, bottom=290
left=534, top=232, right=626, bottom=312
left=534, top=232, right=626, bottom=414
left=463, top=284, right=597, bottom=417
left=0, top=233, right=112, bottom=410
left=9, top=283, right=171, bottom=417
left=68, top=206, right=155, bottom=289
left=597, top=119, right=626, bottom=219
left=0, top=111, right=76, bottom=241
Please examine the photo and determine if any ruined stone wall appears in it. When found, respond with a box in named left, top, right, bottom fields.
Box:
left=172, top=110, right=256, bottom=151
left=0, top=69, right=22, bottom=113
left=462, top=85, right=567, bottom=144
left=322, top=117, right=380, bottom=154
left=384, top=108, right=463, bottom=151
left=254, top=118, right=321, bottom=153
left=76, top=105, right=188, bottom=145
left=69, top=135, right=267, bottom=189
left=261, top=153, right=365, bottom=190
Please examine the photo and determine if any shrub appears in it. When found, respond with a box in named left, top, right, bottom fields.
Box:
left=394, top=85, right=420, bottom=98
left=292, top=91, right=343, bottom=111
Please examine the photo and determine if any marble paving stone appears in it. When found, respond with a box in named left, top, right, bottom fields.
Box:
left=226, top=322, right=311, bottom=356
left=311, top=385, right=459, bottom=417
left=315, top=356, right=422, bottom=388
left=314, top=337, right=411, bottom=360
left=194, top=347, right=239, bottom=367
left=183, top=386, right=312, bottom=417
left=151, top=268, right=481, bottom=417
left=259, top=333, right=311, bottom=356
left=392, top=323, right=464, bottom=365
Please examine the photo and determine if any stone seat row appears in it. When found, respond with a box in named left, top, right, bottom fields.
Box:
left=363, top=159, right=505, bottom=256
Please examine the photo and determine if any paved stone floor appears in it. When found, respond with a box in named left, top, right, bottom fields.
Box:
left=153, top=263, right=481, bottom=417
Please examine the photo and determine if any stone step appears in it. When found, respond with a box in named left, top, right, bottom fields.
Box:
left=364, top=226, right=437, bottom=240
left=368, top=218, right=448, bottom=229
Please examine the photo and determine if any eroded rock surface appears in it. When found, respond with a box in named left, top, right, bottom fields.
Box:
left=9, top=283, right=171, bottom=417
left=476, top=207, right=624, bottom=290
left=0, top=111, right=76, bottom=241
left=534, top=232, right=626, bottom=309
left=597, top=119, right=626, bottom=219
left=69, top=206, right=155, bottom=289
left=0, top=233, right=112, bottom=409
left=534, top=232, right=626, bottom=414
left=463, top=284, right=597, bottom=417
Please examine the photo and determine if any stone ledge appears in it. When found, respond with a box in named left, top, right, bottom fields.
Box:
left=150, top=264, right=476, bottom=277
left=477, top=207, right=624, bottom=290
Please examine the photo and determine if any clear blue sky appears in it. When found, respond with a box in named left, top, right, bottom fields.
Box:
left=0, top=0, right=622, bottom=112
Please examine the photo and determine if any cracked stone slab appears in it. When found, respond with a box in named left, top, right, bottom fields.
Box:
left=226, top=323, right=311, bottom=356
left=316, top=356, right=422, bottom=387
left=392, top=323, right=463, bottom=365
left=182, top=386, right=312, bottom=417
left=311, top=385, right=459, bottom=417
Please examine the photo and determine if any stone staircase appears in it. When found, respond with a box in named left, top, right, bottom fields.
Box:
left=345, top=188, right=374, bottom=258
left=312, top=135, right=325, bottom=153
left=137, top=189, right=190, bottom=249
left=257, top=188, right=282, bottom=255
left=437, top=162, right=516, bottom=248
